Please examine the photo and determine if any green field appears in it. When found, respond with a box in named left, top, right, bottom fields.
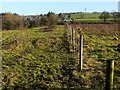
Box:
left=70, top=13, right=101, bottom=19
left=66, top=13, right=115, bottom=23
left=2, top=25, right=120, bottom=89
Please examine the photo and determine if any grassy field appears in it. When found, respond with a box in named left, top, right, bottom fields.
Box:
left=70, top=13, right=101, bottom=19
left=2, top=24, right=120, bottom=89
left=71, top=24, right=120, bottom=89
left=2, top=26, right=75, bottom=89
left=66, top=13, right=115, bottom=23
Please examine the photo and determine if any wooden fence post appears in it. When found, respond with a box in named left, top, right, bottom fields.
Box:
left=71, top=28, right=74, bottom=52
left=75, top=30, right=78, bottom=56
left=67, top=26, right=70, bottom=42
left=105, top=60, right=114, bottom=90
left=78, top=35, right=83, bottom=70
left=73, top=29, right=76, bottom=53
left=76, top=32, right=79, bottom=65
left=68, top=25, right=72, bottom=52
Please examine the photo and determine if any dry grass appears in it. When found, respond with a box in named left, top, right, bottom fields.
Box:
left=71, top=24, right=119, bottom=35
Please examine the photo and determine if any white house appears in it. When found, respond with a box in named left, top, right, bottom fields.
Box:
left=63, top=18, right=73, bottom=22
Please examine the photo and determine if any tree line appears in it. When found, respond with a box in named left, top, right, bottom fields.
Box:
left=1, top=11, right=120, bottom=30
left=1, top=12, right=65, bottom=30
left=99, top=11, right=120, bottom=23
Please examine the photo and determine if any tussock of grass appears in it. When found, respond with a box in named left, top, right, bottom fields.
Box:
left=2, top=25, right=120, bottom=89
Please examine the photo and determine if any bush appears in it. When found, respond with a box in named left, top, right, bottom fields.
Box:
left=2, top=13, right=29, bottom=30
left=47, top=12, right=58, bottom=29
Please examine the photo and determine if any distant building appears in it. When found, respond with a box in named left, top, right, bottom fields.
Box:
left=63, top=18, right=73, bottom=22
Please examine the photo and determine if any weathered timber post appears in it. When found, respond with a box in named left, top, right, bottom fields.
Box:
left=71, top=28, right=74, bottom=52
left=78, top=34, right=83, bottom=70
left=68, top=26, right=71, bottom=47
left=105, top=60, right=114, bottom=90
left=76, top=32, right=79, bottom=65
left=68, top=25, right=72, bottom=52
left=67, top=26, right=70, bottom=42
left=75, top=30, right=78, bottom=55
left=73, top=29, right=76, bottom=53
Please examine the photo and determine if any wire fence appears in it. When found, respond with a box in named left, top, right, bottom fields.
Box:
left=65, top=23, right=118, bottom=90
